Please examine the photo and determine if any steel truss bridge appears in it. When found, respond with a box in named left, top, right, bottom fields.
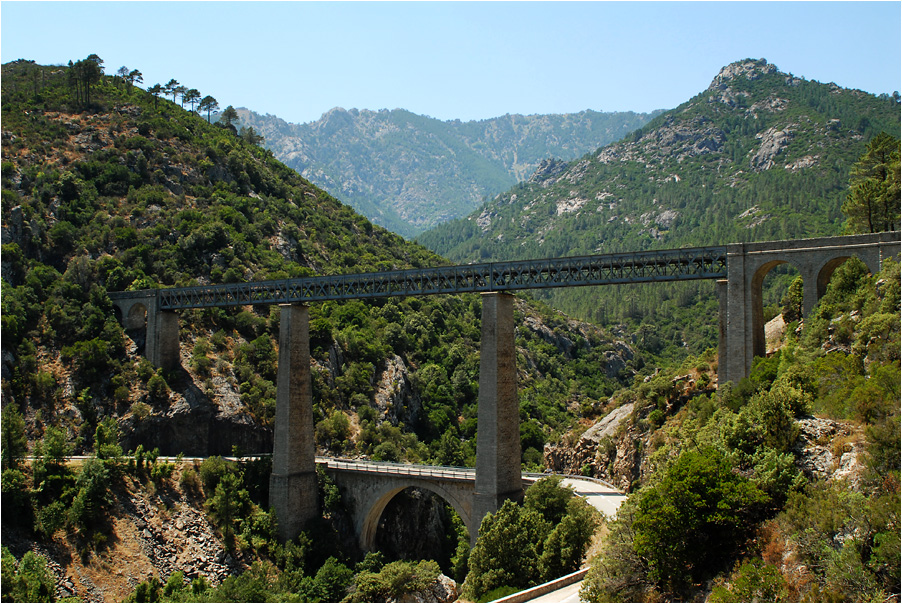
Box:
left=139, top=245, right=729, bottom=310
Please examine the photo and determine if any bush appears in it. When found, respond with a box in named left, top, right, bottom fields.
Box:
left=1, top=548, right=55, bottom=603
left=179, top=466, right=202, bottom=496
left=710, top=558, right=790, bottom=602
left=632, top=449, right=767, bottom=596
left=198, top=456, right=233, bottom=496
left=349, top=559, right=441, bottom=602
left=146, top=372, right=169, bottom=401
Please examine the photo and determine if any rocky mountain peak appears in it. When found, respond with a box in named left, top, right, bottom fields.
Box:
left=708, top=58, right=778, bottom=90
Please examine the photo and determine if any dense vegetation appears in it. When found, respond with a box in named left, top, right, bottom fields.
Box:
left=1, top=55, right=898, bottom=603
left=580, top=257, right=900, bottom=602
left=0, top=56, right=641, bottom=601
left=237, top=106, right=662, bottom=237
left=1, top=56, right=638, bottom=468
left=462, top=476, right=600, bottom=601
left=419, top=58, right=901, bottom=363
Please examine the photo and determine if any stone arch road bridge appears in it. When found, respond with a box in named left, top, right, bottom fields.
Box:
left=110, top=232, right=899, bottom=544
left=315, top=458, right=624, bottom=551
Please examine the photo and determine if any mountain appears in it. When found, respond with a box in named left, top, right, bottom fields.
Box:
left=418, top=59, right=901, bottom=356
left=0, top=56, right=641, bottom=473
left=1, top=56, right=645, bottom=600
left=235, top=106, right=663, bottom=238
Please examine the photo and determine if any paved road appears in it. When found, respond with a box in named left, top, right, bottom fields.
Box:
left=529, top=580, right=583, bottom=603
left=559, top=477, right=627, bottom=517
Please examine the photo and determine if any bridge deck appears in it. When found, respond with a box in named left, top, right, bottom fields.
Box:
left=110, top=245, right=728, bottom=309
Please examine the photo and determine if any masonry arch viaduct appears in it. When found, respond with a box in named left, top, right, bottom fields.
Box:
left=110, top=232, right=899, bottom=545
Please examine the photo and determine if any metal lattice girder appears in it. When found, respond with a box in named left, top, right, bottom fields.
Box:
left=132, top=245, right=728, bottom=310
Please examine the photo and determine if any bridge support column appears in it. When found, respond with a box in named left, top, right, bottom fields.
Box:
left=270, top=304, right=318, bottom=542
left=716, top=279, right=728, bottom=388
left=720, top=244, right=749, bottom=389
left=473, top=292, right=523, bottom=545
left=147, top=309, right=180, bottom=371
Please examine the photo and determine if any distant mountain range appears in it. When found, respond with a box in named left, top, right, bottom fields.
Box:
left=417, top=58, right=901, bottom=353
left=235, top=107, right=663, bottom=237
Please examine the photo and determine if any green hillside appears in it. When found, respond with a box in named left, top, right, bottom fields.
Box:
left=419, top=59, right=900, bottom=360
left=235, top=106, right=662, bottom=238
left=1, top=56, right=898, bottom=604
left=0, top=56, right=638, bottom=465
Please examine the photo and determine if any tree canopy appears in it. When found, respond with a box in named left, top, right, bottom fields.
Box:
left=842, top=132, right=901, bottom=234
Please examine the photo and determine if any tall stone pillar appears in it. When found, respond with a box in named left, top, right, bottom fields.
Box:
left=147, top=309, right=180, bottom=370
left=800, top=267, right=821, bottom=321
left=270, top=304, right=318, bottom=542
left=473, top=292, right=523, bottom=544
left=716, top=279, right=728, bottom=388
left=721, top=244, right=749, bottom=388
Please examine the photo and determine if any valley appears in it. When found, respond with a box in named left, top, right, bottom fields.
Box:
left=1, top=56, right=899, bottom=603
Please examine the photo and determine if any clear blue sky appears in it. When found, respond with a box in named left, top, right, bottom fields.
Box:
left=2, top=2, right=900, bottom=124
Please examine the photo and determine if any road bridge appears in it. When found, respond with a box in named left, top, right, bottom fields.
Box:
left=316, top=458, right=625, bottom=549
left=110, top=232, right=899, bottom=544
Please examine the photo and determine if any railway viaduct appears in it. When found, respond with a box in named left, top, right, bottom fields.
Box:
left=110, top=232, right=900, bottom=544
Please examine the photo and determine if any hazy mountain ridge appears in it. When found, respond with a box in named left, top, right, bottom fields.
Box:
left=235, top=106, right=663, bottom=237
left=421, top=59, right=900, bottom=260
left=417, top=59, right=900, bottom=347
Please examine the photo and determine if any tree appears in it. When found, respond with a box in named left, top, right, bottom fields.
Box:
left=0, top=404, right=27, bottom=470
left=69, top=55, right=103, bottom=106
left=463, top=499, right=551, bottom=599
left=538, top=496, right=600, bottom=581
left=68, top=457, right=112, bottom=533
left=239, top=125, right=264, bottom=146
left=163, top=78, right=180, bottom=103
left=198, top=95, right=219, bottom=123
left=174, top=84, right=187, bottom=107
left=127, top=69, right=143, bottom=91
left=184, top=88, right=201, bottom=111
left=206, top=472, right=249, bottom=551
left=148, top=83, right=162, bottom=108
left=93, top=416, right=122, bottom=460
left=116, top=66, right=129, bottom=88
left=632, top=448, right=768, bottom=596
left=1, top=548, right=55, bottom=603
left=842, top=132, right=901, bottom=234
left=219, top=105, right=239, bottom=133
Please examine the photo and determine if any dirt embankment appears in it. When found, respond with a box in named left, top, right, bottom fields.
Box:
left=3, top=464, right=248, bottom=602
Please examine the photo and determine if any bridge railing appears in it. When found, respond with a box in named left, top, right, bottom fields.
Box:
left=109, top=245, right=729, bottom=310
left=318, top=457, right=477, bottom=481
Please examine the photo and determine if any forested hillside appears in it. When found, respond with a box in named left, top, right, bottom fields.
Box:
left=235, top=106, right=662, bottom=237
left=574, top=256, right=900, bottom=602
left=0, top=56, right=644, bottom=600
left=419, top=59, right=901, bottom=361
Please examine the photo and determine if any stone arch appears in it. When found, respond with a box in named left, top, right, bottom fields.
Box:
left=749, top=258, right=802, bottom=360
left=126, top=302, right=149, bottom=330
left=815, top=254, right=878, bottom=300
left=358, top=481, right=473, bottom=552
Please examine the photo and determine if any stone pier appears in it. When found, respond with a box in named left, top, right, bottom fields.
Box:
left=472, top=292, right=523, bottom=541
left=269, top=304, right=319, bottom=542
left=718, top=232, right=899, bottom=387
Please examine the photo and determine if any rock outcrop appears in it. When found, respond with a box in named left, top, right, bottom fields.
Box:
left=545, top=401, right=866, bottom=493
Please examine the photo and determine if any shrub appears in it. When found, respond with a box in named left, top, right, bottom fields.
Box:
left=710, top=558, right=790, bottom=603
left=198, top=456, right=233, bottom=495
left=632, top=449, right=768, bottom=596
left=146, top=372, right=169, bottom=401
left=1, top=548, right=55, bottom=603
left=349, top=559, right=441, bottom=602
left=179, top=466, right=202, bottom=496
